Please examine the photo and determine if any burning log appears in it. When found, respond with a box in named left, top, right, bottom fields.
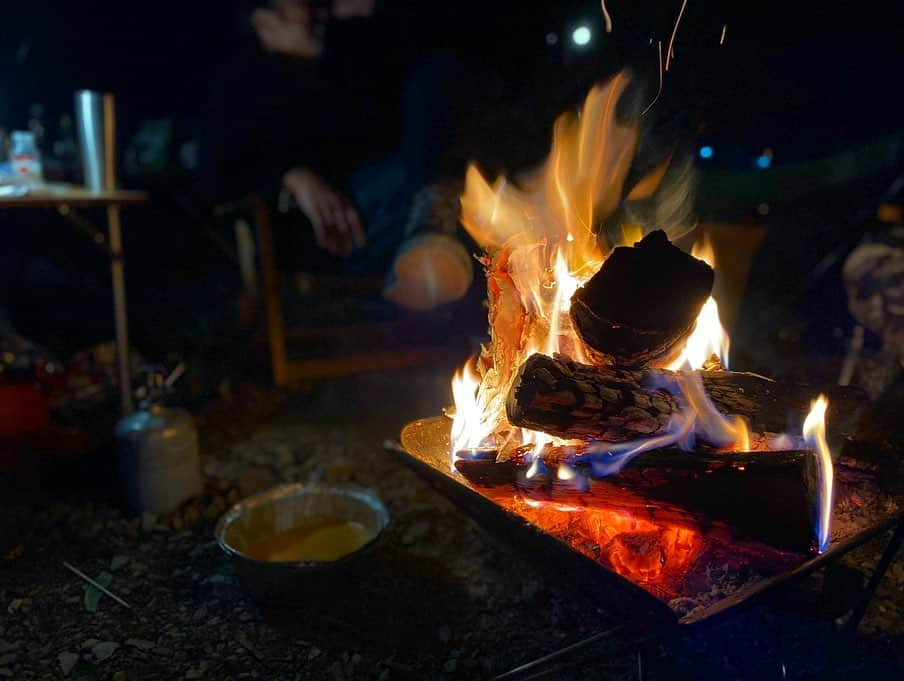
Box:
left=455, top=447, right=821, bottom=552
left=506, top=353, right=861, bottom=444
left=570, top=230, right=714, bottom=367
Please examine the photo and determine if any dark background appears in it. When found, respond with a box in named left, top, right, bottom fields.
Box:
left=3, top=1, right=902, bottom=158
left=1, top=0, right=903, bottom=368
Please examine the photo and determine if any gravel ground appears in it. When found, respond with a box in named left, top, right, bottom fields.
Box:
left=1, top=363, right=903, bottom=680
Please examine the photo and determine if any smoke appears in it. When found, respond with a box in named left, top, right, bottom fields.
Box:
left=626, top=156, right=696, bottom=241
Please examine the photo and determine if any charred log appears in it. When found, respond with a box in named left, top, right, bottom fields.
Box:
left=456, top=447, right=820, bottom=552
left=506, top=352, right=863, bottom=443
left=570, top=230, right=714, bottom=367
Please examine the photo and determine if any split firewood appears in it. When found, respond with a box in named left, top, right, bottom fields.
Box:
left=570, top=230, right=714, bottom=367
left=506, top=352, right=863, bottom=444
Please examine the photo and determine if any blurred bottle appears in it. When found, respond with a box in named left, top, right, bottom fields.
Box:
left=0, top=128, right=10, bottom=182
left=27, top=103, right=46, bottom=149
left=74, top=90, right=110, bottom=191
left=50, top=114, right=79, bottom=183
left=10, top=130, right=43, bottom=185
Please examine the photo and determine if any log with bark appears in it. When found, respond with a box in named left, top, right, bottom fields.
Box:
left=506, top=352, right=864, bottom=444
left=570, top=230, right=714, bottom=367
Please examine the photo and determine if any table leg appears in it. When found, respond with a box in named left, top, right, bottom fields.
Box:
left=106, top=204, right=133, bottom=415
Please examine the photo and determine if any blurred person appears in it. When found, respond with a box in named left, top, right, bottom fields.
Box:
left=208, top=0, right=489, bottom=309
left=208, top=0, right=576, bottom=310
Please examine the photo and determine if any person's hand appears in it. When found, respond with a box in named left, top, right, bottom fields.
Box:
left=252, top=0, right=323, bottom=60
left=283, top=168, right=366, bottom=256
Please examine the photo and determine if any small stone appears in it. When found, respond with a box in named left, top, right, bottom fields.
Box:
left=402, top=522, right=431, bottom=546
left=189, top=542, right=214, bottom=558
left=6, top=598, right=29, bottom=614
left=110, top=555, right=130, bottom=571
left=328, top=660, right=345, bottom=681
left=185, top=662, right=207, bottom=679
left=326, top=461, right=355, bottom=482
left=444, top=658, right=458, bottom=673
left=438, top=625, right=451, bottom=643
left=92, top=641, right=119, bottom=662
left=141, top=512, right=158, bottom=532
left=192, top=607, right=207, bottom=623
left=126, top=639, right=156, bottom=652
left=83, top=572, right=113, bottom=613
left=58, top=652, right=78, bottom=676
left=202, top=504, right=222, bottom=520
left=183, top=507, right=200, bottom=526
left=238, top=466, right=275, bottom=497
left=308, top=647, right=322, bottom=660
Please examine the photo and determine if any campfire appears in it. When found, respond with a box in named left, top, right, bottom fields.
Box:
left=447, top=71, right=836, bottom=555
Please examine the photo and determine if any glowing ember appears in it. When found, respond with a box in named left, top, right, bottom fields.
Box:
left=557, top=463, right=576, bottom=481
left=600, top=1, right=613, bottom=33
left=803, top=395, right=834, bottom=552
left=513, top=494, right=705, bottom=592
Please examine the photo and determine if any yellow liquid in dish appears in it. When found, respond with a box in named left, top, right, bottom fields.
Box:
left=247, top=521, right=375, bottom=563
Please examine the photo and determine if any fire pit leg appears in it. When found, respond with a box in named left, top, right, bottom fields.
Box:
left=840, top=519, right=904, bottom=638
left=488, top=624, right=657, bottom=681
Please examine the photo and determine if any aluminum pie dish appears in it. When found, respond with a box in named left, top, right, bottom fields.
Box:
left=215, top=483, right=390, bottom=603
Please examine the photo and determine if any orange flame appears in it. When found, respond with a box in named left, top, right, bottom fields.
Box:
left=451, top=74, right=746, bottom=472
left=450, top=359, right=487, bottom=459
left=667, top=237, right=731, bottom=371
left=450, top=74, right=642, bottom=462
left=445, top=72, right=833, bottom=556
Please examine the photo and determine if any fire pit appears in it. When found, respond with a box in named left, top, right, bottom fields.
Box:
left=386, top=72, right=904, bottom=673
left=394, top=416, right=902, bottom=623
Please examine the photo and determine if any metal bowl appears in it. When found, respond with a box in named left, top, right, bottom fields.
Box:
left=215, top=483, right=390, bottom=603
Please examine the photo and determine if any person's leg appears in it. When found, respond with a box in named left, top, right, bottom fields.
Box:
left=379, top=53, right=480, bottom=309
left=344, top=52, right=476, bottom=305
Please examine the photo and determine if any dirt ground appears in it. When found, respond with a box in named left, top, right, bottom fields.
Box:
left=1, top=360, right=903, bottom=680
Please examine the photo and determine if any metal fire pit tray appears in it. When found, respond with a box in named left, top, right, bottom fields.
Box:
left=391, top=416, right=904, bottom=628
